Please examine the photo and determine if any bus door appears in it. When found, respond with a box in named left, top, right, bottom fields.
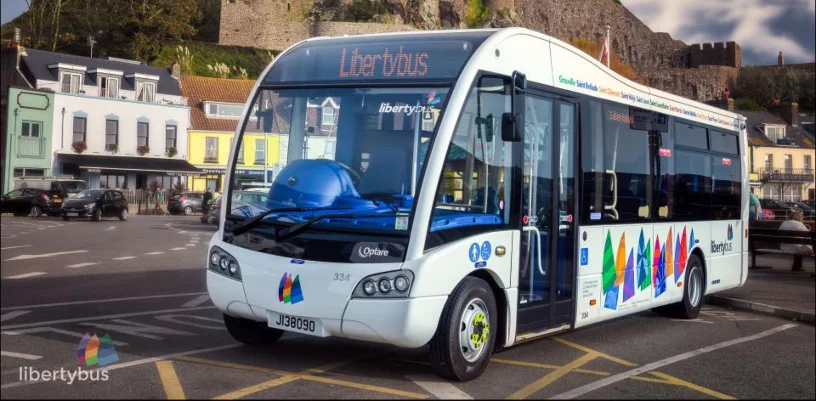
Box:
left=515, top=91, right=577, bottom=338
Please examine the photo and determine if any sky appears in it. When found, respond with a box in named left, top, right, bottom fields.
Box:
left=621, top=0, right=816, bottom=65
left=2, top=0, right=814, bottom=65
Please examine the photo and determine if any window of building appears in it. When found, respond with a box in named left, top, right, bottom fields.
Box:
left=137, top=122, right=149, bottom=147
left=136, top=81, right=156, bottom=102
left=765, top=153, right=773, bottom=170
left=60, top=72, right=82, bottom=94
left=21, top=121, right=41, bottom=137
left=236, top=141, right=244, bottom=164
left=166, top=125, right=177, bottom=150
left=105, top=120, right=118, bottom=147
left=254, top=139, right=265, bottom=165
left=205, top=137, right=218, bottom=163
left=765, top=125, right=785, bottom=141
left=99, top=76, right=119, bottom=98
left=805, top=154, right=812, bottom=171
left=322, top=107, right=335, bottom=126
left=72, top=117, right=86, bottom=143
left=100, top=174, right=126, bottom=189
left=785, top=154, right=793, bottom=172
left=675, top=122, right=708, bottom=150
left=783, top=186, right=802, bottom=202
left=205, top=102, right=249, bottom=118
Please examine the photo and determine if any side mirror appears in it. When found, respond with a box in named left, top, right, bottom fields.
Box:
left=501, top=71, right=526, bottom=142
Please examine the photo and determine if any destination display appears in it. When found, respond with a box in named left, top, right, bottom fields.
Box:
left=263, top=39, right=477, bottom=84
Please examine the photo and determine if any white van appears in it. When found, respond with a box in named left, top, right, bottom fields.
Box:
left=13, top=176, right=87, bottom=198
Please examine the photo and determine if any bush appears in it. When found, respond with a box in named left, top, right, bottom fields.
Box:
left=734, top=98, right=765, bottom=111
left=464, top=0, right=491, bottom=28
left=152, top=41, right=277, bottom=80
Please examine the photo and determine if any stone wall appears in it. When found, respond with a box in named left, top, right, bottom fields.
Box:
left=316, top=21, right=416, bottom=38
left=640, top=65, right=739, bottom=102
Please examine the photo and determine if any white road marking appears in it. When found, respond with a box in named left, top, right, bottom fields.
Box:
left=112, top=256, right=136, bottom=260
left=66, top=262, right=99, bottom=268
left=0, top=245, right=31, bottom=250
left=3, top=327, right=128, bottom=346
left=549, top=323, right=798, bottom=399
left=0, top=235, right=18, bottom=239
left=0, top=292, right=208, bottom=311
left=169, top=247, right=185, bottom=251
left=186, top=244, right=195, bottom=247
left=1, top=306, right=215, bottom=330
left=4, top=250, right=87, bottom=261
left=106, top=226, right=117, bottom=231
left=0, top=351, right=42, bottom=361
left=181, top=295, right=210, bottom=308
left=145, top=251, right=164, bottom=255
left=4, top=272, right=46, bottom=280
left=0, top=343, right=243, bottom=389
left=20, top=232, right=29, bottom=235
left=0, top=311, right=31, bottom=323
left=670, top=319, right=714, bottom=324
left=155, top=314, right=223, bottom=330
left=406, top=374, right=474, bottom=399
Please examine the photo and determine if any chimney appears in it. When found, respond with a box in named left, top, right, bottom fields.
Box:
left=170, top=62, right=181, bottom=80
left=778, top=51, right=784, bottom=67
left=768, top=102, right=799, bottom=127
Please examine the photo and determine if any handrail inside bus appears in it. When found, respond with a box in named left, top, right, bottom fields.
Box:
left=522, top=225, right=545, bottom=276
left=604, top=169, right=619, bottom=220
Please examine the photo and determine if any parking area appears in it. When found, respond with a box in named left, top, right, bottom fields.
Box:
left=1, top=215, right=815, bottom=399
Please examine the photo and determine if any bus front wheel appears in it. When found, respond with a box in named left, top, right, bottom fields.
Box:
left=429, top=277, right=497, bottom=382
left=223, top=314, right=284, bottom=346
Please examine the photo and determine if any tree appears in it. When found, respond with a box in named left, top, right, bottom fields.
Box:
left=120, top=0, right=200, bottom=61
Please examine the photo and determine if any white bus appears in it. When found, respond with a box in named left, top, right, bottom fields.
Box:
left=206, top=27, right=749, bottom=381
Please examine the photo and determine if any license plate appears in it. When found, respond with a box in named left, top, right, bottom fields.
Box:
left=53, top=199, right=62, bottom=203
left=268, top=311, right=327, bottom=337
left=67, top=212, right=78, bottom=216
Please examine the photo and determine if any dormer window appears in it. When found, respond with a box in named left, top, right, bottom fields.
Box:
left=765, top=124, right=786, bottom=142
left=60, top=72, right=83, bottom=94
left=99, top=76, right=120, bottom=98
left=204, top=101, right=257, bottom=119
left=136, top=81, right=156, bottom=102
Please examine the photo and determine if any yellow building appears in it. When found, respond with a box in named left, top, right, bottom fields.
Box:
left=743, top=109, right=816, bottom=202
left=181, top=76, right=284, bottom=192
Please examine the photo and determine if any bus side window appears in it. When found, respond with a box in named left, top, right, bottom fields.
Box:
left=654, top=124, right=674, bottom=219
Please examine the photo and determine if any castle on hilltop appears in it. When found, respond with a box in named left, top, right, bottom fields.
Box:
left=218, top=0, right=748, bottom=102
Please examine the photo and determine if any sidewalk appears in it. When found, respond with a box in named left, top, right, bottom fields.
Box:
left=708, top=253, right=815, bottom=324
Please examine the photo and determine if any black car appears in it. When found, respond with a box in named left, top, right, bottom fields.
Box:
left=168, top=192, right=205, bottom=215
left=759, top=198, right=797, bottom=220
left=785, top=201, right=816, bottom=220
left=0, top=188, right=64, bottom=217
left=60, top=189, right=128, bottom=221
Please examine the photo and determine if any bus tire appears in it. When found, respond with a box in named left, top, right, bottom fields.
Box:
left=429, top=276, right=497, bottom=382
left=223, top=314, right=284, bottom=346
left=667, top=254, right=705, bottom=319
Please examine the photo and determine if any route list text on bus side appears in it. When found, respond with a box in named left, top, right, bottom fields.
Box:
left=339, top=46, right=430, bottom=78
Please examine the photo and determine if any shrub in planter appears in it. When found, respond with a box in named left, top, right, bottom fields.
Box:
left=72, top=141, right=87, bottom=153
left=106, top=143, right=118, bottom=153
left=137, top=145, right=150, bottom=155
left=166, top=146, right=177, bottom=157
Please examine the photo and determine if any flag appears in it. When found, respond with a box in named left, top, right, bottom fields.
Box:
left=598, top=25, right=611, bottom=68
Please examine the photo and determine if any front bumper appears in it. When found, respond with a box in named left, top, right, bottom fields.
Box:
left=207, top=270, right=448, bottom=349
left=60, top=208, right=93, bottom=217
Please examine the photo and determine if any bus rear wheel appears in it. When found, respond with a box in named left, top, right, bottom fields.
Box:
left=429, top=277, right=497, bottom=382
left=223, top=314, right=284, bottom=346
left=656, top=254, right=705, bottom=319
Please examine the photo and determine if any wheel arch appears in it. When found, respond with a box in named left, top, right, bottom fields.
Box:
left=467, top=269, right=508, bottom=352
left=691, top=247, right=707, bottom=295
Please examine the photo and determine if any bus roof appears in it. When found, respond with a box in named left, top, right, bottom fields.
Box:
left=261, top=27, right=745, bottom=131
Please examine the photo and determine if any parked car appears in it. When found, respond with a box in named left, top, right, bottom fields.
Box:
left=785, top=201, right=816, bottom=220
left=205, top=191, right=268, bottom=225
left=60, top=189, right=128, bottom=221
left=803, top=199, right=815, bottom=209
left=759, top=198, right=797, bottom=220
left=168, top=192, right=205, bottom=215
left=0, top=188, right=64, bottom=217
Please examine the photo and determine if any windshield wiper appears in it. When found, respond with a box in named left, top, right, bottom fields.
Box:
left=275, top=210, right=398, bottom=242
left=229, top=207, right=347, bottom=236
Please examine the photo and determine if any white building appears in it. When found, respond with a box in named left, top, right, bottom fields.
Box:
left=15, top=48, right=198, bottom=190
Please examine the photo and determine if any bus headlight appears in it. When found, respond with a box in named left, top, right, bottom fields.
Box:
left=209, top=246, right=241, bottom=281
left=352, top=270, right=414, bottom=299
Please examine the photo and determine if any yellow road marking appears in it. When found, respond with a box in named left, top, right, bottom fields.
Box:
left=650, top=372, right=736, bottom=399
left=176, top=355, right=429, bottom=399
left=155, top=361, right=186, bottom=400
left=552, top=337, right=637, bottom=367
left=506, top=353, right=597, bottom=399
left=492, top=358, right=610, bottom=376
left=550, top=337, right=734, bottom=399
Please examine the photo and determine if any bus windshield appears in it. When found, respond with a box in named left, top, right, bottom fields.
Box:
left=225, top=86, right=448, bottom=238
